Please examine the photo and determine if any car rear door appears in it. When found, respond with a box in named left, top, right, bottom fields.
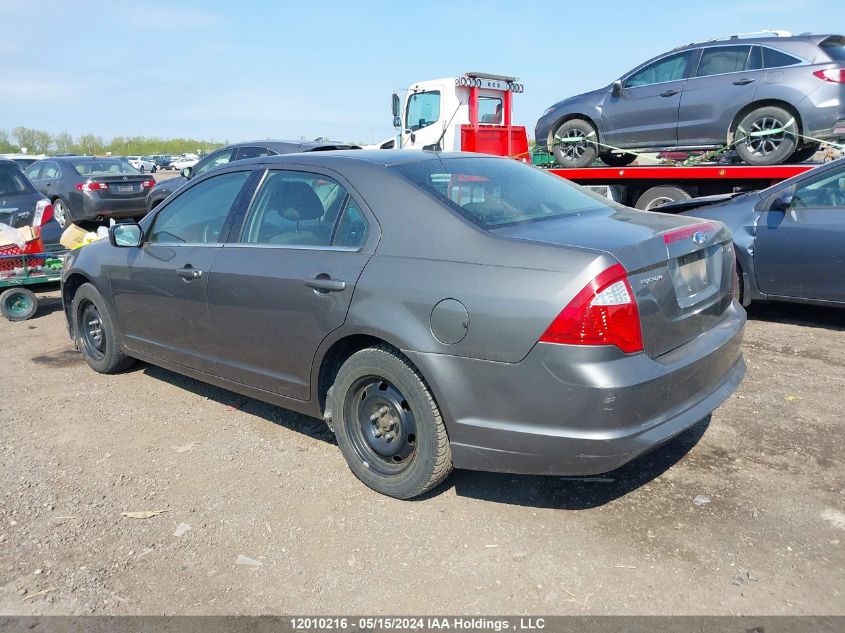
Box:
left=111, top=169, right=255, bottom=372
left=754, top=163, right=845, bottom=302
left=602, top=49, right=696, bottom=149
left=677, top=45, right=763, bottom=146
left=207, top=167, right=377, bottom=400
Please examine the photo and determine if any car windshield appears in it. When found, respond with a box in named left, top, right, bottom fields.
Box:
left=72, top=160, right=141, bottom=176
left=0, top=164, right=34, bottom=195
left=391, top=157, right=615, bottom=229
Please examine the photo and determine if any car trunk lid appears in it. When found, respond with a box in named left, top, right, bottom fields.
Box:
left=86, top=175, right=151, bottom=199
left=490, top=208, right=735, bottom=358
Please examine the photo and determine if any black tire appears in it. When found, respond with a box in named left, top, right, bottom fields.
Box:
left=735, top=259, right=748, bottom=306
left=734, top=106, right=799, bottom=166
left=52, top=198, right=70, bottom=228
left=139, top=165, right=146, bottom=173
left=788, top=143, right=821, bottom=164
left=0, top=288, right=38, bottom=321
left=332, top=345, right=452, bottom=499
left=600, top=152, right=637, bottom=167
left=71, top=282, right=134, bottom=373
left=635, top=185, right=691, bottom=211
left=551, top=118, right=598, bottom=168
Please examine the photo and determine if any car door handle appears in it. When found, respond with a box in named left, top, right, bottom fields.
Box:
left=305, top=277, right=346, bottom=292
left=733, top=78, right=756, bottom=86
left=660, top=89, right=680, bottom=97
left=177, top=267, right=202, bottom=281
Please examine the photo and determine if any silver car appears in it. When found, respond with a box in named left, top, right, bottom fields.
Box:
left=536, top=33, right=845, bottom=167
left=61, top=151, right=746, bottom=498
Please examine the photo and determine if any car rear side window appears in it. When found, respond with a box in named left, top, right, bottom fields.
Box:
left=0, top=164, right=34, bottom=195
left=238, top=170, right=352, bottom=247
left=393, top=157, right=615, bottom=229
left=234, top=146, right=272, bottom=160
left=42, top=162, right=61, bottom=179
left=695, top=45, right=753, bottom=76
left=193, top=148, right=235, bottom=177
left=763, top=47, right=802, bottom=68
left=150, top=171, right=250, bottom=244
left=626, top=51, right=692, bottom=87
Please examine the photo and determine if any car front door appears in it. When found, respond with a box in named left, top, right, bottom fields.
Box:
left=677, top=45, right=763, bottom=146
left=602, top=49, right=695, bottom=149
left=754, top=163, right=845, bottom=302
left=110, top=169, right=255, bottom=372
left=207, top=167, right=377, bottom=400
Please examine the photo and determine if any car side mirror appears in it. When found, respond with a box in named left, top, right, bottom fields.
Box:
left=391, top=93, right=401, bottom=117
left=181, top=167, right=192, bottom=179
left=611, top=80, right=623, bottom=98
left=770, top=187, right=794, bottom=212
left=109, top=223, right=143, bottom=247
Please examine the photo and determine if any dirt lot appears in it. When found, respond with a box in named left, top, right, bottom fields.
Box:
left=0, top=292, right=842, bottom=615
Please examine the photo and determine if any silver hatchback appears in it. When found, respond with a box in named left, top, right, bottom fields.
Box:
left=535, top=32, right=845, bottom=167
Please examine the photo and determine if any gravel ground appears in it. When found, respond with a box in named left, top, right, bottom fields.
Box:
left=0, top=294, right=842, bottom=615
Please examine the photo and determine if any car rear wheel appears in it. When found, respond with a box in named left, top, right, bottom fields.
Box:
left=788, top=143, right=821, bottom=164
left=72, top=283, right=134, bottom=374
left=551, top=119, right=598, bottom=168
left=0, top=288, right=38, bottom=321
left=734, top=106, right=798, bottom=166
left=139, top=166, right=146, bottom=173
left=635, top=185, right=691, bottom=211
left=332, top=345, right=452, bottom=499
left=600, top=152, right=637, bottom=167
left=52, top=198, right=69, bottom=228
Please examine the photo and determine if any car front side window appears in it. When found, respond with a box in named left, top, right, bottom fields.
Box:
left=791, top=165, right=845, bottom=209
left=625, top=51, right=692, bottom=88
left=149, top=171, right=250, bottom=244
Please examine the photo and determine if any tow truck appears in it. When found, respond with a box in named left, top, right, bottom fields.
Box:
left=390, top=72, right=819, bottom=209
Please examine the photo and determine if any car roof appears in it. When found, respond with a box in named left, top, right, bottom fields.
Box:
left=228, top=149, right=509, bottom=169
left=672, top=33, right=843, bottom=53
left=222, top=139, right=361, bottom=153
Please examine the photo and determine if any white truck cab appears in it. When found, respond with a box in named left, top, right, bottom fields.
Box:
left=391, top=72, right=528, bottom=159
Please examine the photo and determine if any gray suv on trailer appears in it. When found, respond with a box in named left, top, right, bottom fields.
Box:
left=536, top=32, right=845, bottom=167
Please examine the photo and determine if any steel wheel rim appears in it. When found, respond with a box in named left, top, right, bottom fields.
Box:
left=80, top=302, right=106, bottom=361
left=4, top=292, right=32, bottom=317
left=344, top=376, right=417, bottom=476
left=555, top=128, right=589, bottom=161
left=745, top=116, right=788, bottom=157
left=53, top=201, right=66, bottom=227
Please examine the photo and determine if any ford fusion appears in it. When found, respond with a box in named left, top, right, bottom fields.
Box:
left=61, top=151, right=746, bottom=498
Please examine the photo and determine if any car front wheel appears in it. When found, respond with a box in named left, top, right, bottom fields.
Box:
left=332, top=345, right=452, bottom=499
left=551, top=118, right=599, bottom=168
left=72, top=283, right=135, bottom=374
left=52, top=198, right=69, bottom=228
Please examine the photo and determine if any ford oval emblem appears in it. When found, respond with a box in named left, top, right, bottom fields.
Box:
left=692, top=231, right=708, bottom=245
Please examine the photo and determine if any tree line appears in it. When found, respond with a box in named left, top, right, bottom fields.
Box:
left=0, top=127, right=226, bottom=156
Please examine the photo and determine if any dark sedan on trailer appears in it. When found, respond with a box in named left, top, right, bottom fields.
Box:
left=25, top=157, right=154, bottom=228
left=671, top=156, right=845, bottom=307
left=61, top=151, right=746, bottom=498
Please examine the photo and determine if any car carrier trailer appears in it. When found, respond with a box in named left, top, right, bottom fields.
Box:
left=389, top=72, right=823, bottom=209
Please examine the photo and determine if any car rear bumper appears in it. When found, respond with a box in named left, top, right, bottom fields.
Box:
left=79, top=194, right=147, bottom=221
left=406, top=302, right=746, bottom=476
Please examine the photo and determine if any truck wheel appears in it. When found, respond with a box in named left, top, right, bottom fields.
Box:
left=636, top=185, right=691, bottom=211
left=788, top=143, right=821, bottom=164
left=734, top=106, right=798, bottom=166
left=332, top=345, right=452, bottom=499
left=552, top=119, right=598, bottom=168
left=600, top=152, right=637, bottom=167
left=72, top=283, right=134, bottom=374
left=0, top=288, right=38, bottom=321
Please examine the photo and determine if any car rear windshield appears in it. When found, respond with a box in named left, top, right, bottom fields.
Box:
left=0, top=163, right=34, bottom=195
left=821, top=39, right=845, bottom=61
left=391, top=157, right=615, bottom=229
left=72, top=160, right=141, bottom=177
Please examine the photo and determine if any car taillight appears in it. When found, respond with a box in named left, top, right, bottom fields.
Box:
left=142, top=179, right=155, bottom=188
left=540, top=263, right=643, bottom=354
left=32, top=200, right=54, bottom=226
left=813, top=68, right=845, bottom=83
left=76, top=182, right=109, bottom=191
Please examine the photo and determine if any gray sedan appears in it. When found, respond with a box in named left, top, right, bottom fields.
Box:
left=675, top=157, right=845, bottom=307
left=61, top=151, right=746, bottom=498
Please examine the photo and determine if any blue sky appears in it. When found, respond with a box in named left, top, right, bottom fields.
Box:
left=1, top=0, right=839, bottom=144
